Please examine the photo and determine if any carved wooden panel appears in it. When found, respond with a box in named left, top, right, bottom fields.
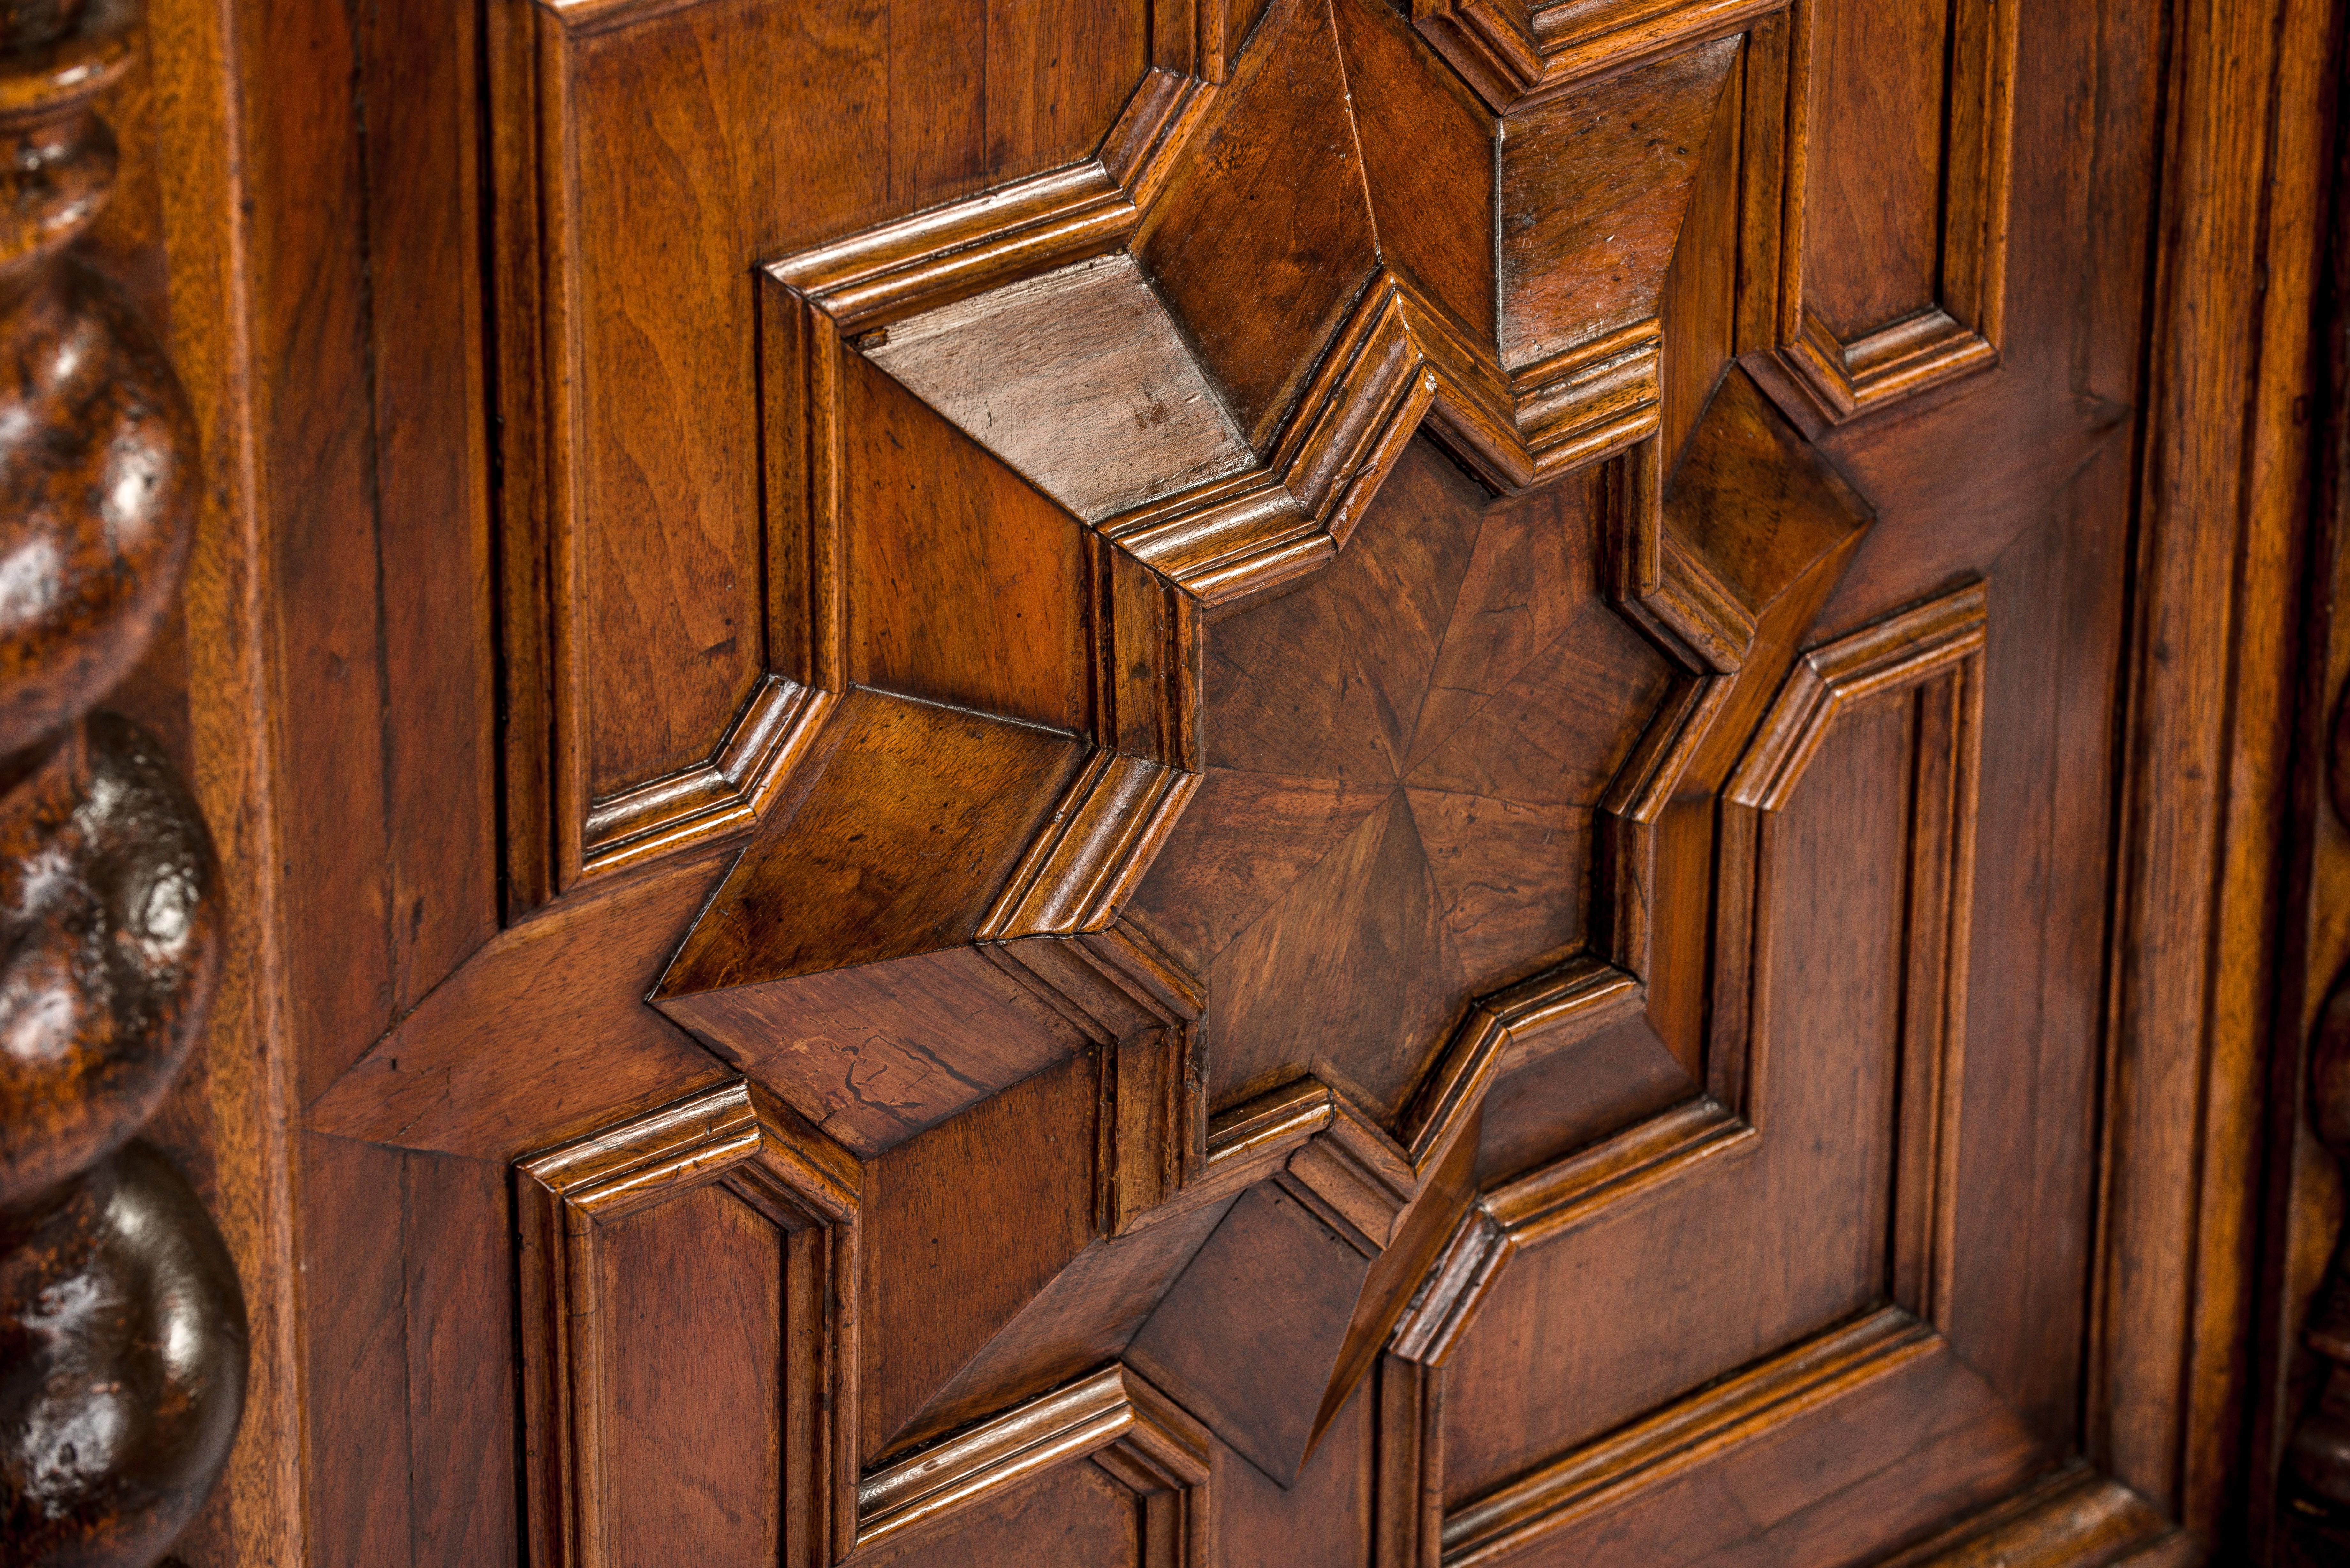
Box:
left=281, top=0, right=2227, bottom=1558
left=517, top=1081, right=861, bottom=1566
left=487, top=0, right=1175, bottom=898
left=1756, top=0, right=2018, bottom=422
left=1382, top=585, right=1991, bottom=1564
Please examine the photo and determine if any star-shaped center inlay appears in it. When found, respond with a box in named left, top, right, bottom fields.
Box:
left=1127, top=437, right=1674, bottom=1121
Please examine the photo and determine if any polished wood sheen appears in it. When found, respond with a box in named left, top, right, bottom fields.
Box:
left=0, top=0, right=246, bottom=1560
left=86, top=0, right=2340, bottom=1562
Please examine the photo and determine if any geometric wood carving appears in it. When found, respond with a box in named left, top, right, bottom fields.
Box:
left=516, top=1080, right=1226, bottom=1568
left=1413, top=0, right=1782, bottom=113
left=1749, top=0, right=2019, bottom=424
left=1376, top=580, right=1990, bottom=1564
left=856, top=1364, right=1210, bottom=1565
left=633, top=0, right=1904, bottom=1500
left=489, top=0, right=1230, bottom=904
left=517, top=1080, right=862, bottom=1568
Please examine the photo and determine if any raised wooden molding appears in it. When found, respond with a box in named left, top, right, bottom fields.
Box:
left=517, top=1080, right=862, bottom=1568
left=977, top=751, right=1203, bottom=941
left=1375, top=579, right=1991, bottom=1562
left=580, top=677, right=834, bottom=877
left=856, top=1364, right=1210, bottom=1562
left=1412, top=0, right=1785, bottom=113
left=1727, top=579, right=1988, bottom=811
left=490, top=0, right=1228, bottom=903
left=467, top=0, right=1951, bottom=1520
left=1441, top=1308, right=1936, bottom=1565
left=1753, top=0, right=2019, bottom=426
left=1870, top=1466, right=2181, bottom=1566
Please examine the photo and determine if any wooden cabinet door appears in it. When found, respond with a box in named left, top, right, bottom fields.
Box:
left=285, top=0, right=2289, bottom=1562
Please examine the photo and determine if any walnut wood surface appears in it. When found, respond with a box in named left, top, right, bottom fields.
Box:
left=127, top=0, right=2338, bottom=1560
left=0, top=0, right=246, bottom=1559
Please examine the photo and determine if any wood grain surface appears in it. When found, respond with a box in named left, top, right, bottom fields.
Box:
left=107, top=0, right=2335, bottom=1559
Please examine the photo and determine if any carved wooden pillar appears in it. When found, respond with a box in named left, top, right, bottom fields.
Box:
left=2288, top=705, right=2350, bottom=1553
left=2289, top=966, right=2350, bottom=1541
left=0, top=0, right=247, bottom=1563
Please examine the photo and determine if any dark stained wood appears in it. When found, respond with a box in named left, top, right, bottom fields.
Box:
left=864, top=1052, right=1100, bottom=1462
left=2269, top=21, right=2350, bottom=1558
left=600, top=1183, right=785, bottom=1563
left=111, top=0, right=2338, bottom=1558
left=1136, top=0, right=1379, bottom=448
left=0, top=0, right=248, bottom=1557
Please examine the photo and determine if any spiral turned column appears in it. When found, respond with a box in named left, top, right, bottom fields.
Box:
left=0, top=0, right=248, bottom=1564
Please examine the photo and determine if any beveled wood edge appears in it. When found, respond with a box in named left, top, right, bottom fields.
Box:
left=1866, top=1464, right=2182, bottom=1567
left=1762, top=309, right=2002, bottom=429
left=977, top=750, right=1202, bottom=940
left=516, top=1078, right=864, bottom=1568
left=516, top=1075, right=861, bottom=1221
left=762, top=63, right=1219, bottom=334
left=1385, top=1095, right=1755, bottom=1368
left=577, top=676, right=836, bottom=880
left=1414, top=0, right=1785, bottom=113
left=1084, top=955, right=1646, bottom=1260
left=1094, top=278, right=1658, bottom=607
left=1763, top=0, right=2016, bottom=428
left=1726, top=579, right=1989, bottom=812
left=853, top=1362, right=1211, bottom=1557
left=1437, top=1307, right=1935, bottom=1566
